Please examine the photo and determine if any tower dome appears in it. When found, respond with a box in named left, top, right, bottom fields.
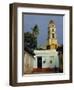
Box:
left=48, top=20, right=56, bottom=28
left=49, top=20, right=54, bottom=24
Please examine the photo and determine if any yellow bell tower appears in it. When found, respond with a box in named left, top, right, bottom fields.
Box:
left=47, top=20, right=58, bottom=49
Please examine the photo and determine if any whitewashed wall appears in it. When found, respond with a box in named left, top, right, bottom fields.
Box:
left=33, top=50, right=59, bottom=68
left=24, top=52, right=34, bottom=73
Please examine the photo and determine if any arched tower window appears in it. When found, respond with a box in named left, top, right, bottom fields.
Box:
left=52, top=29, right=54, bottom=32
left=52, top=33, right=55, bottom=38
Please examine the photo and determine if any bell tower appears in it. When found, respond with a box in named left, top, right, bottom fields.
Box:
left=47, top=20, right=58, bottom=49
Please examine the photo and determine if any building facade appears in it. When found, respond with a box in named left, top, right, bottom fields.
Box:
left=24, top=46, right=35, bottom=74
left=33, top=50, right=59, bottom=72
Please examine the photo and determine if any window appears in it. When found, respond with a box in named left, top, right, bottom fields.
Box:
left=52, top=33, right=55, bottom=38
left=43, top=61, right=46, bottom=63
left=52, top=29, right=54, bottom=32
left=50, top=56, right=54, bottom=64
left=50, top=60, right=52, bottom=64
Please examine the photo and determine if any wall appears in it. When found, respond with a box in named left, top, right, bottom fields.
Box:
left=24, top=51, right=34, bottom=74
left=0, top=0, right=74, bottom=90
left=34, top=50, right=59, bottom=68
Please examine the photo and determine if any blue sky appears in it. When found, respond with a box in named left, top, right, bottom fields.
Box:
left=23, top=14, right=63, bottom=47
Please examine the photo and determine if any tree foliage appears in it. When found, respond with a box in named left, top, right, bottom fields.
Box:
left=24, top=24, right=40, bottom=50
left=24, top=25, right=39, bottom=49
left=32, top=24, right=39, bottom=37
left=24, top=32, right=37, bottom=50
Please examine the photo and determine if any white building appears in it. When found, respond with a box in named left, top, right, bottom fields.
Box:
left=33, top=49, right=59, bottom=72
left=24, top=46, right=35, bottom=74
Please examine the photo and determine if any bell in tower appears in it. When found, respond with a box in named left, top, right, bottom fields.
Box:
left=47, top=20, right=58, bottom=49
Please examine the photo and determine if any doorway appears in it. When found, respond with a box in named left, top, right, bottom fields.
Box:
left=37, top=56, right=42, bottom=68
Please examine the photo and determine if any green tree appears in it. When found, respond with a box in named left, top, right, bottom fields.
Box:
left=32, top=24, right=39, bottom=38
left=24, top=25, right=40, bottom=50
left=32, top=24, right=40, bottom=49
left=24, top=32, right=37, bottom=50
